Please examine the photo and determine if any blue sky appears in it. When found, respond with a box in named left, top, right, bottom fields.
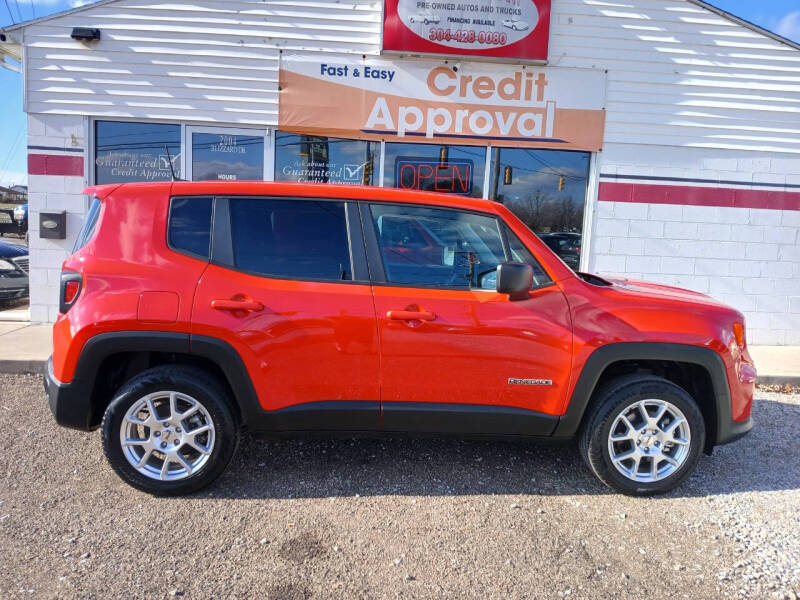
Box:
left=1, top=0, right=799, bottom=187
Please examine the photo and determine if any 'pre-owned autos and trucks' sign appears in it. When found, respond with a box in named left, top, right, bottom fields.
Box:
left=382, top=0, right=552, bottom=62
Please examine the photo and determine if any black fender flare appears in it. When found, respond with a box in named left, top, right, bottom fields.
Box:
left=553, top=342, right=744, bottom=447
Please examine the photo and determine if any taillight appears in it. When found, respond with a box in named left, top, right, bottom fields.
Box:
left=60, top=271, right=83, bottom=314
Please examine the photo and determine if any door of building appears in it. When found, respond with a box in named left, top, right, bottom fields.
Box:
left=185, top=126, right=272, bottom=182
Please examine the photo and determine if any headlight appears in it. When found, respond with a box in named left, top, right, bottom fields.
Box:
left=0, top=259, right=16, bottom=272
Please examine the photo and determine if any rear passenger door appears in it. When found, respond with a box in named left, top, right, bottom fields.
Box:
left=189, top=196, right=380, bottom=431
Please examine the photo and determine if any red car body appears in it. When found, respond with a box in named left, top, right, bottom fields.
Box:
left=47, top=181, right=754, bottom=452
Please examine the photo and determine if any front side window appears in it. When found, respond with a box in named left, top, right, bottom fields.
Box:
left=503, top=225, right=552, bottom=288
left=370, top=204, right=505, bottom=289
left=95, top=121, right=181, bottom=184
left=275, top=133, right=379, bottom=185
left=168, top=197, right=213, bottom=258
left=229, top=198, right=351, bottom=282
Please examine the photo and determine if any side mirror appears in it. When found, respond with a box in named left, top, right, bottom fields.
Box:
left=496, top=262, right=533, bottom=300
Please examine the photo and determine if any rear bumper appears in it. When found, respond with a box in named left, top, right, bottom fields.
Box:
left=44, top=356, right=94, bottom=431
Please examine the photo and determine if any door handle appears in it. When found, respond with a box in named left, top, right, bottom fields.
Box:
left=211, top=298, right=264, bottom=312
left=386, top=309, right=436, bottom=321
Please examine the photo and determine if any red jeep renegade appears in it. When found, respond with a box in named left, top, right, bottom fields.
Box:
left=44, top=182, right=755, bottom=496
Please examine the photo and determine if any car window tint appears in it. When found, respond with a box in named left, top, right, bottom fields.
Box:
left=230, top=198, right=351, bottom=281
left=73, top=197, right=102, bottom=253
left=503, top=225, right=552, bottom=287
left=370, top=204, right=505, bottom=289
left=168, top=197, right=213, bottom=258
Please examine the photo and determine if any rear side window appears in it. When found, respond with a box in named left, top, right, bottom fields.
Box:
left=168, top=197, right=213, bottom=258
left=73, top=197, right=102, bottom=252
left=229, top=198, right=351, bottom=281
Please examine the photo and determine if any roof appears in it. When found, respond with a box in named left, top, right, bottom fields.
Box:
left=0, top=0, right=798, bottom=52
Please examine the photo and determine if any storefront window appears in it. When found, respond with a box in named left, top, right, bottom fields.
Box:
left=383, top=143, right=485, bottom=198
left=95, top=121, right=181, bottom=184
left=489, top=149, right=590, bottom=270
left=191, top=132, right=265, bottom=181
left=275, top=133, right=379, bottom=185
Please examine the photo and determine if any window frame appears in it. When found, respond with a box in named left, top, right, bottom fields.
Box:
left=166, top=195, right=215, bottom=261
left=209, top=195, right=369, bottom=285
left=360, top=201, right=554, bottom=292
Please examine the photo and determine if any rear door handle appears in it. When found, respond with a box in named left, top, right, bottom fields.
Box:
left=386, top=309, right=436, bottom=321
left=211, top=298, right=264, bottom=312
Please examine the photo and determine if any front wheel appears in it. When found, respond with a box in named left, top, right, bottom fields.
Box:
left=579, top=375, right=705, bottom=496
left=101, top=365, right=239, bottom=496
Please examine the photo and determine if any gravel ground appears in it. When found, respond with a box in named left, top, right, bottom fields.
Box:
left=0, top=374, right=798, bottom=599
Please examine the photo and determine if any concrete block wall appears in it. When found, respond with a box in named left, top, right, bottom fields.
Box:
left=592, top=144, right=800, bottom=345
left=26, top=114, right=88, bottom=323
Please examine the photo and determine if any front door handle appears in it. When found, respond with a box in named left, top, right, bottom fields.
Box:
left=211, top=298, right=264, bottom=312
left=386, top=309, right=436, bottom=321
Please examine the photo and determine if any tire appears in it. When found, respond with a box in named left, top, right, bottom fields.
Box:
left=101, top=365, right=239, bottom=496
left=579, top=375, right=705, bottom=496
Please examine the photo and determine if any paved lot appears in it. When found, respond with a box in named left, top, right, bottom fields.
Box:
left=1, top=374, right=798, bottom=599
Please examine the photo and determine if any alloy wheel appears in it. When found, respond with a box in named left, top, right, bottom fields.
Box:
left=119, top=391, right=216, bottom=481
left=607, top=399, right=691, bottom=482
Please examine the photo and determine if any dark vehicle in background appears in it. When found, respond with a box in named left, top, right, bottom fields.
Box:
left=0, top=204, right=27, bottom=240
left=0, top=239, right=29, bottom=304
left=539, top=233, right=581, bottom=269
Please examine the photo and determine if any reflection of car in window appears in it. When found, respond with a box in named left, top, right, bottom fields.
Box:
left=502, top=19, right=529, bottom=31
left=409, top=13, right=440, bottom=24
left=538, top=233, right=581, bottom=270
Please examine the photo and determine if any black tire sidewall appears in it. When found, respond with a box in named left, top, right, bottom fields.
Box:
left=101, top=366, right=239, bottom=496
left=583, top=378, right=705, bottom=496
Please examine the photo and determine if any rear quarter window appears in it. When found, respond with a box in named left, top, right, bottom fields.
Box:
left=73, top=197, right=102, bottom=253
left=168, top=197, right=213, bottom=258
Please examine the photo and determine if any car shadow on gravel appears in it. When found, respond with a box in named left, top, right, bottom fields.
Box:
left=203, top=397, right=800, bottom=500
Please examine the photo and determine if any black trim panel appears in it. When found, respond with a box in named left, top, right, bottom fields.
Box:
left=553, top=342, right=740, bottom=447
left=45, top=332, right=190, bottom=430
left=382, top=402, right=559, bottom=437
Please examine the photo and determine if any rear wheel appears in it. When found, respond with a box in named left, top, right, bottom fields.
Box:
left=101, top=365, right=239, bottom=495
left=579, top=375, right=705, bottom=496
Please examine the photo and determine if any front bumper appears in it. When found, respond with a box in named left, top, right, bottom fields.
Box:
left=44, top=356, right=95, bottom=431
left=0, top=274, right=28, bottom=301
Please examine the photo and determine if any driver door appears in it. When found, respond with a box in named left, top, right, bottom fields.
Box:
left=363, top=202, right=573, bottom=435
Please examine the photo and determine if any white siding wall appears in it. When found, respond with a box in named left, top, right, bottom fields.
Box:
left=21, top=0, right=383, bottom=124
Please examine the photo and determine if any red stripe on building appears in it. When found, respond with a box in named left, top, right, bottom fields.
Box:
left=28, top=154, right=84, bottom=177
left=599, top=181, right=800, bottom=211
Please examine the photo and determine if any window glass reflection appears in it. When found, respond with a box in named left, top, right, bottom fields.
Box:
left=489, top=148, right=590, bottom=270
left=275, top=133, right=378, bottom=185
left=192, top=133, right=264, bottom=181
left=95, top=121, right=181, bottom=184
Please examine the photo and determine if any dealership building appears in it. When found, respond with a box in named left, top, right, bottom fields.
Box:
left=1, top=0, right=799, bottom=344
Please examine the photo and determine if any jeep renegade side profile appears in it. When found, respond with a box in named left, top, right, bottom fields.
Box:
left=44, top=182, right=755, bottom=496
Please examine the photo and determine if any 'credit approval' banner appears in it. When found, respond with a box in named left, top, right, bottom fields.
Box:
left=279, top=56, right=606, bottom=151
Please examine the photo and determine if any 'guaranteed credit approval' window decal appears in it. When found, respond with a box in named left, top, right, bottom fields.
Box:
left=278, top=56, right=606, bottom=151
left=382, top=0, right=552, bottom=61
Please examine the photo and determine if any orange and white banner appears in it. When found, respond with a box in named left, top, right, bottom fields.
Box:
left=279, top=56, right=606, bottom=151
